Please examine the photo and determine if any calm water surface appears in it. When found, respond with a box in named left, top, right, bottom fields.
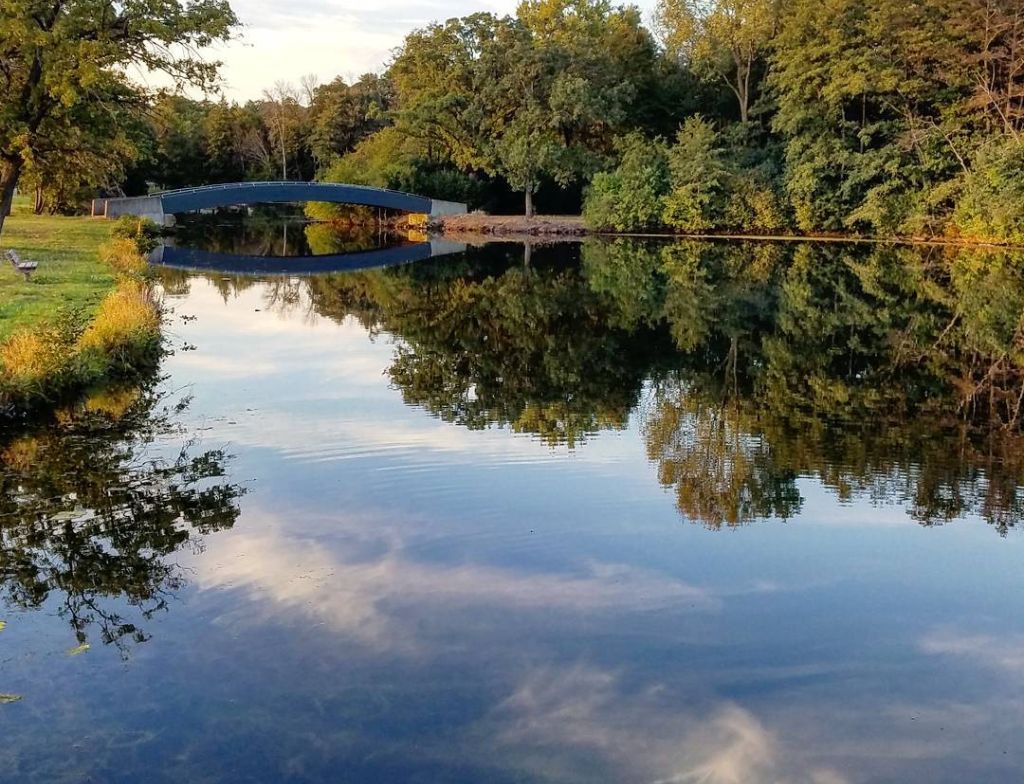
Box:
left=3, top=233, right=1024, bottom=782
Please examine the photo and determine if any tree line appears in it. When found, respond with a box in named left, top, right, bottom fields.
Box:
left=4, top=0, right=1024, bottom=241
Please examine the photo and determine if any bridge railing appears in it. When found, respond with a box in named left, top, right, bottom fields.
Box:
left=154, top=181, right=427, bottom=200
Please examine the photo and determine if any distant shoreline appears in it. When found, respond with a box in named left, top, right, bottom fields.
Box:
left=433, top=213, right=1023, bottom=250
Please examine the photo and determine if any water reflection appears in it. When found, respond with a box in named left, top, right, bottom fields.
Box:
left=152, top=237, right=1024, bottom=531
left=0, top=384, right=244, bottom=655
left=306, top=244, right=677, bottom=447
left=169, top=207, right=389, bottom=257
left=289, top=239, right=1024, bottom=531
left=6, top=233, right=1024, bottom=782
left=159, top=209, right=467, bottom=276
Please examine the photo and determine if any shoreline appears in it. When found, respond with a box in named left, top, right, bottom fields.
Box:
left=0, top=210, right=162, bottom=425
left=433, top=213, right=1024, bottom=250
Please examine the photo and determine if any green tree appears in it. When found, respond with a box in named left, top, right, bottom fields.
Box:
left=308, top=74, right=392, bottom=170
left=583, top=133, right=670, bottom=231
left=0, top=0, right=237, bottom=235
left=148, top=94, right=210, bottom=190
left=389, top=0, right=659, bottom=216
left=655, top=0, right=777, bottom=123
left=767, top=0, right=1006, bottom=236
left=18, top=82, right=149, bottom=213
left=509, top=0, right=661, bottom=214
left=389, top=13, right=502, bottom=173
left=662, top=117, right=731, bottom=231
left=203, top=100, right=262, bottom=182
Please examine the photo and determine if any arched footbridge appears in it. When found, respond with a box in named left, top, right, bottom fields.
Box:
left=149, top=239, right=468, bottom=276
left=92, top=182, right=467, bottom=225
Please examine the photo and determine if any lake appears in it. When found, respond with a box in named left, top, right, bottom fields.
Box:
left=3, top=222, right=1024, bottom=782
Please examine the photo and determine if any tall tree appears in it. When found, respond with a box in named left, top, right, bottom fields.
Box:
left=769, top=0, right=966, bottom=233
left=390, top=0, right=658, bottom=215
left=260, top=81, right=308, bottom=180
left=18, top=80, right=149, bottom=212
left=655, top=0, right=777, bottom=123
left=308, top=74, right=392, bottom=170
left=0, top=0, right=237, bottom=234
left=149, top=94, right=210, bottom=190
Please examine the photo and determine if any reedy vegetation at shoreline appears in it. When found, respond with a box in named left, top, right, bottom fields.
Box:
left=0, top=210, right=162, bottom=420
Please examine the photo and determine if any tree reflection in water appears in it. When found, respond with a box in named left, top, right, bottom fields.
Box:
left=298, top=238, right=1024, bottom=533
left=0, top=385, right=244, bottom=656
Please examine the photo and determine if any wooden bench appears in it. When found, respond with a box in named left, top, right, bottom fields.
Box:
left=5, top=249, right=38, bottom=279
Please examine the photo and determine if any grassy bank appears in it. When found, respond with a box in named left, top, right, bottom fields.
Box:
left=0, top=197, right=117, bottom=341
left=0, top=198, right=161, bottom=421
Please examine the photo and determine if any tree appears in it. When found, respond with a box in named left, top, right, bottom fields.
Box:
left=389, top=0, right=659, bottom=215
left=204, top=100, right=252, bottom=182
left=508, top=0, right=661, bottom=214
left=261, top=81, right=309, bottom=180
left=768, top=0, right=971, bottom=234
left=583, top=132, right=670, bottom=231
left=308, top=74, right=392, bottom=170
left=17, top=81, right=149, bottom=212
left=944, top=0, right=1024, bottom=138
left=662, top=116, right=731, bottom=231
left=655, top=0, right=777, bottom=123
left=0, top=0, right=237, bottom=235
left=148, top=94, right=210, bottom=190
left=389, top=13, right=501, bottom=172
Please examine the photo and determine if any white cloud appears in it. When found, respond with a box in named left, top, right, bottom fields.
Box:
left=485, top=664, right=849, bottom=784
left=920, top=629, right=1024, bottom=675
left=194, top=523, right=716, bottom=652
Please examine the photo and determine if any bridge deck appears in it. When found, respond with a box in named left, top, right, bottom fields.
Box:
left=94, top=182, right=466, bottom=223
left=149, top=239, right=467, bottom=276
left=159, top=182, right=432, bottom=215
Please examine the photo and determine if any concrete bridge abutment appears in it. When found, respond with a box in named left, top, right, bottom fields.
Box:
left=92, top=196, right=174, bottom=226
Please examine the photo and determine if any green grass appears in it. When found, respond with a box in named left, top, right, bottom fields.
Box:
left=0, top=196, right=114, bottom=341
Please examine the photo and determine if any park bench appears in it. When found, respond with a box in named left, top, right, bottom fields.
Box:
left=5, top=249, right=38, bottom=279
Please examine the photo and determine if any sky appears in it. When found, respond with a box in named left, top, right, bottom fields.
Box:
left=195, top=0, right=658, bottom=101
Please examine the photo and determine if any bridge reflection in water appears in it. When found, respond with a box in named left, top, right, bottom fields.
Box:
left=149, top=239, right=467, bottom=276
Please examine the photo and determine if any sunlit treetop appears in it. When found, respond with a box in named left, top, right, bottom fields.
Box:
left=0, top=0, right=238, bottom=232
